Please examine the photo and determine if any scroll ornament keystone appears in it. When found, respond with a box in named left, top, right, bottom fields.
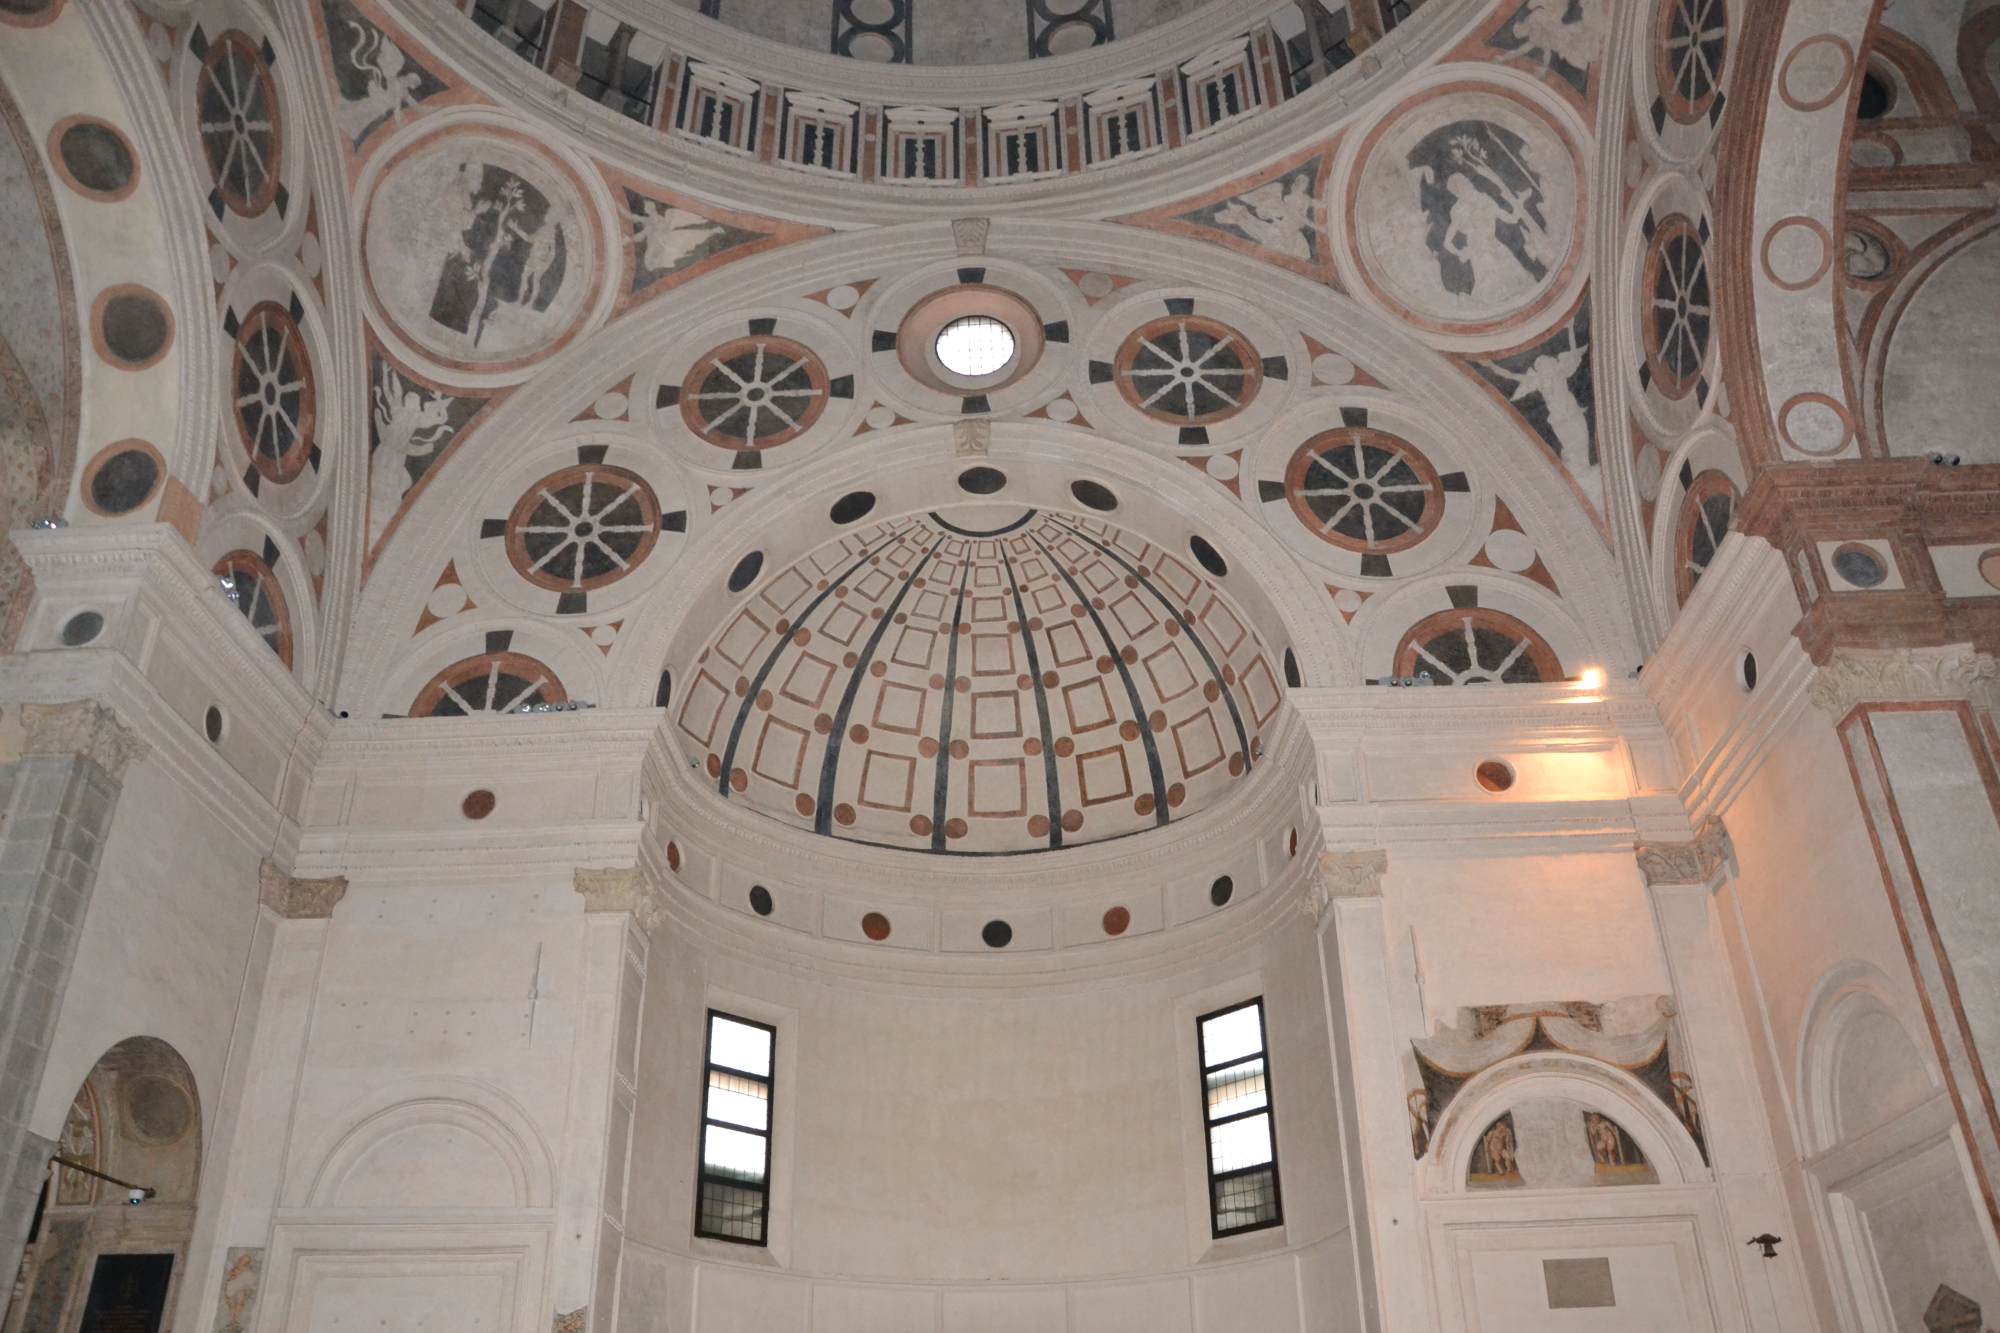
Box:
left=954, top=421, right=991, bottom=457
left=574, top=866, right=665, bottom=936
left=258, top=859, right=349, bottom=919
left=19, top=700, right=149, bottom=780
left=951, top=217, right=991, bottom=256
left=1808, top=647, right=2000, bottom=719
left=1303, top=849, right=1389, bottom=922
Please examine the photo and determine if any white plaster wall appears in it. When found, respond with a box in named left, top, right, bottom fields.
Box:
left=618, top=902, right=1364, bottom=1330
left=31, top=758, right=263, bottom=1142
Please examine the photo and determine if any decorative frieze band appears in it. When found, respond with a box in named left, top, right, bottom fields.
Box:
left=17, top=700, right=149, bottom=781
left=1809, top=646, right=2000, bottom=720
left=258, top=859, right=349, bottom=920
left=1634, top=819, right=1735, bottom=887
left=574, top=866, right=666, bottom=936
left=1303, top=848, right=1388, bottom=922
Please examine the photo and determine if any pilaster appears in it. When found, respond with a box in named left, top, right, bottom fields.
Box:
left=1636, top=821, right=1820, bottom=1333
left=0, top=699, right=146, bottom=1286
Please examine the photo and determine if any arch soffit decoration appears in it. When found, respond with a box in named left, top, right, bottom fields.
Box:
left=1421, top=1054, right=1709, bottom=1196
left=1795, top=958, right=1941, bottom=1159
left=340, top=218, right=1638, bottom=715
left=292, top=1076, right=556, bottom=1210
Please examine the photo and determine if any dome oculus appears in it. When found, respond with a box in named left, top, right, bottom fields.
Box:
left=935, top=315, right=1016, bottom=378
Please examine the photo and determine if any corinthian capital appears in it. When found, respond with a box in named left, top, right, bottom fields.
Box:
left=1303, top=848, right=1389, bottom=923
left=575, top=866, right=665, bottom=937
left=258, top=859, right=348, bottom=919
left=1634, top=819, right=1735, bottom=887
left=18, top=700, right=149, bottom=780
left=1809, top=646, right=2000, bottom=719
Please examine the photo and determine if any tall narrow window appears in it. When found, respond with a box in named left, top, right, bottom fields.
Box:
left=696, top=1011, right=775, bottom=1245
left=1198, top=998, right=1283, bottom=1237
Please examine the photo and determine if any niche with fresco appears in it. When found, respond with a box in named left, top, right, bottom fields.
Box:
left=1466, top=1098, right=1659, bottom=1191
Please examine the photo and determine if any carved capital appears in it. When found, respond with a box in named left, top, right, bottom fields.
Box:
left=1303, top=849, right=1389, bottom=922
left=18, top=700, right=149, bottom=780
left=1810, top=646, right=2000, bottom=719
left=258, top=859, right=348, bottom=919
left=951, top=217, right=990, bottom=256
left=575, top=866, right=664, bottom=936
left=953, top=420, right=990, bottom=457
left=1634, top=820, right=1734, bottom=886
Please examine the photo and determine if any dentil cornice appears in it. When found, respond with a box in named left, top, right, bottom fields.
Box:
left=1808, top=646, right=2000, bottom=720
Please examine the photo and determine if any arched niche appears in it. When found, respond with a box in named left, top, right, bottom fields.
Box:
left=6, top=1036, right=202, bottom=1333
left=293, top=1078, right=555, bottom=1212
left=1419, top=1053, right=1707, bottom=1198
left=1796, top=960, right=1938, bottom=1157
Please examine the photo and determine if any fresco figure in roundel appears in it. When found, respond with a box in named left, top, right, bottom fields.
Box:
left=1353, top=91, right=1580, bottom=332
left=364, top=133, right=594, bottom=369
left=1410, top=121, right=1554, bottom=298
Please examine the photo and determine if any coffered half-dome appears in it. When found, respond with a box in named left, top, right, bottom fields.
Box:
left=673, top=505, right=1285, bottom=854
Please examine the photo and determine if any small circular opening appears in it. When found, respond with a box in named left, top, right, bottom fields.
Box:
left=60, top=611, right=104, bottom=647
left=749, top=885, right=773, bottom=916
left=203, top=706, right=224, bottom=745
left=935, top=316, right=1016, bottom=378
left=1210, top=875, right=1234, bottom=907
left=981, top=919, right=1013, bottom=949
left=1739, top=650, right=1759, bottom=692
left=1475, top=760, right=1515, bottom=793
left=462, top=789, right=496, bottom=820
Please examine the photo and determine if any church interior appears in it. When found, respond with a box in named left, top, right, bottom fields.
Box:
left=2, top=0, right=1998, bottom=1328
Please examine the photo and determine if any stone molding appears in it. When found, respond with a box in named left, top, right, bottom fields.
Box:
left=1634, top=820, right=1736, bottom=887
left=953, top=421, right=990, bottom=457
left=1303, top=849, right=1389, bottom=922
left=574, top=866, right=664, bottom=937
left=258, top=859, right=349, bottom=919
left=1808, top=646, right=2000, bottom=719
left=17, top=700, right=149, bottom=780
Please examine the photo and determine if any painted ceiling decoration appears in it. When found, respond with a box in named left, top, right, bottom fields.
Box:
left=675, top=507, right=1282, bottom=855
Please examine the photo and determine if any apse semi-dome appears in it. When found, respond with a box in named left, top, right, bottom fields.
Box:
left=674, top=507, right=1285, bottom=855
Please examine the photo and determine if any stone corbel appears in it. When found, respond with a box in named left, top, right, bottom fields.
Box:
left=1303, top=848, right=1388, bottom=924
left=1634, top=818, right=1735, bottom=888
left=18, top=700, right=149, bottom=781
left=1809, top=646, right=2000, bottom=720
left=258, top=859, right=348, bottom=919
left=574, top=866, right=665, bottom=937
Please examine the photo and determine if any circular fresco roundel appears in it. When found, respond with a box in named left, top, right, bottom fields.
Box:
left=1348, top=85, right=1582, bottom=337
left=362, top=129, right=596, bottom=371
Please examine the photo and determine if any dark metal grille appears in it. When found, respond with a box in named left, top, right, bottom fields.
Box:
left=696, top=1010, right=776, bottom=1245
left=1198, top=998, right=1283, bottom=1237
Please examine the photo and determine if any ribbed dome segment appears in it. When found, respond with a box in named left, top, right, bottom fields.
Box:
left=675, top=509, right=1284, bottom=854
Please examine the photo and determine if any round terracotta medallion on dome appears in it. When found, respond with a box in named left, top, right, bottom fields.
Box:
left=1284, top=428, right=1443, bottom=554
left=1642, top=214, right=1712, bottom=400
left=680, top=335, right=831, bottom=450
left=1113, top=315, right=1262, bottom=426
left=410, top=651, right=566, bottom=717
left=1394, top=608, right=1561, bottom=685
left=504, top=463, right=662, bottom=591
left=196, top=30, right=284, bottom=217
left=1347, top=84, right=1583, bottom=337
left=231, top=301, right=315, bottom=483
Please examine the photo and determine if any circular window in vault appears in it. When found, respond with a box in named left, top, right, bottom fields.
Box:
left=504, top=463, right=662, bottom=593
left=1675, top=469, right=1737, bottom=605
left=1643, top=215, right=1712, bottom=401
left=1284, top=428, right=1443, bottom=554
left=1114, top=315, right=1262, bottom=426
left=936, top=316, right=1017, bottom=378
left=680, top=335, right=830, bottom=451
left=232, top=301, right=315, bottom=484
left=1394, top=609, right=1561, bottom=685
left=214, top=548, right=294, bottom=668
left=196, top=30, right=284, bottom=217
left=410, top=651, right=566, bottom=717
